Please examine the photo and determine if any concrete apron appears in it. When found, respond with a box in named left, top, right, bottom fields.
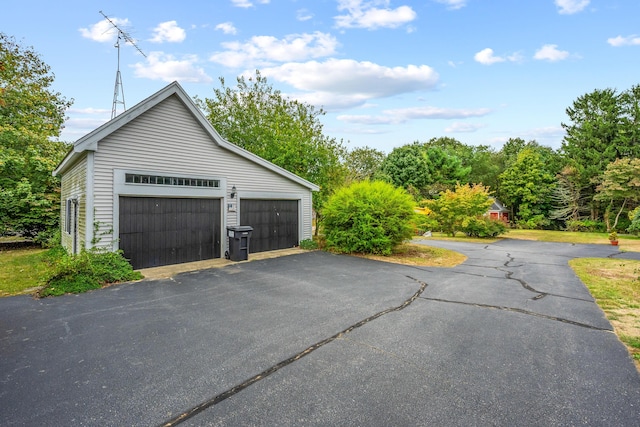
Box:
left=137, top=247, right=305, bottom=280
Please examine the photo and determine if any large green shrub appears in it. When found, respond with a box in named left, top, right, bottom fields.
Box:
left=322, top=181, right=415, bottom=255
left=38, top=248, right=142, bottom=297
left=461, top=217, right=508, bottom=238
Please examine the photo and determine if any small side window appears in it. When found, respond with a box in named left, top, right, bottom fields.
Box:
left=65, top=199, right=72, bottom=234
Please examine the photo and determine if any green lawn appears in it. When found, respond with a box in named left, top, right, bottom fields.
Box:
left=507, top=229, right=640, bottom=251
left=0, top=248, right=50, bottom=296
left=424, top=228, right=640, bottom=252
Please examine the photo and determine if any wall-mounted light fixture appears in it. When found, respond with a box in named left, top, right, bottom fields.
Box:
left=230, top=185, right=237, bottom=199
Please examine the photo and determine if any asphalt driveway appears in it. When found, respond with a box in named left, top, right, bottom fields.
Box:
left=1, top=239, right=639, bottom=426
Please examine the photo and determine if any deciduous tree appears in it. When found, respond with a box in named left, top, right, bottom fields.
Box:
left=380, top=141, right=469, bottom=199
left=0, top=33, right=72, bottom=239
left=549, top=165, right=589, bottom=223
left=197, top=70, right=346, bottom=224
left=344, top=146, right=385, bottom=183
left=499, top=148, right=556, bottom=228
left=423, top=183, right=494, bottom=236
left=594, top=158, right=640, bottom=231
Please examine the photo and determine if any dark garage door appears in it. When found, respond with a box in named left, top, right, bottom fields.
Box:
left=119, top=197, right=221, bottom=269
left=240, top=199, right=298, bottom=253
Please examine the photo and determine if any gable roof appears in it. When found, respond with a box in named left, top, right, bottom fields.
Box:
left=54, top=81, right=319, bottom=191
left=489, top=198, right=508, bottom=212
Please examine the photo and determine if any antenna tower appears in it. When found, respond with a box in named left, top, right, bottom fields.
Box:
left=99, top=11, right=146, bottom=119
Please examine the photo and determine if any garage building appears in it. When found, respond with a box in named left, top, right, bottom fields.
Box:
left=54, top=82, right=318, bottom=269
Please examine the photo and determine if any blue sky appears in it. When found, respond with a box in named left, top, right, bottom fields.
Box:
left=2, top=0, right=639, bottom=153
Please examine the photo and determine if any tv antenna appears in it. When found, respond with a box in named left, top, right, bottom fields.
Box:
left=99, top=11, right=146, bottom=119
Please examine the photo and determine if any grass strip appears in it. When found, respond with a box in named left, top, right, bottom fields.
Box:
left=570, top=258, right=640, bottom=367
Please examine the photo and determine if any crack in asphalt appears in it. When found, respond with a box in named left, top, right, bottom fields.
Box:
left=421, top=297, right=612, bottom=331
left=501, top=252, right=547, bottom=299
left=498, top=252, right=596, bottom=302
left=159, top=276, right=428, bottom=426
left=405, top=257, right=593, bottom=303
left=453, top=251, right=594, bottom=303
left=160, top=243, right=618, bottom=425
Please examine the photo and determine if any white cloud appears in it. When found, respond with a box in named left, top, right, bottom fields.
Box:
left=64, top=116, right=109, bottom=131
left=608, top=35, right=640, bottom=47
left=210, top=32, right=339, bottom=68
left=337, top=114, right=397, bottom=125
left=534, top=44, right=569, bottom=61
left=339, top=106, right=491, bottom=125
left=507, top=52, right=525, bottom=62
left=149, top=21, right=186, bottom=43
left=434, top=0, right=467, bottom=10
left=232, top=0, right=252, bottom=7
left=524, top=126, right=565, bottom=138
left=445, top=122, right=486, bottom=133
left=260, top=59, right=439, bottom=110
left=264, top=59, right=438, bottom=97
left=292, top=92, right=373, bottom=110
left=79, top=18, right=131, bottom=42
left=335, top=0, right=417, bottom=30
left=231, top=0, right=270, bottom=8
left=61, top=108, right=113, bottom=141
left=68, top=107, right=111, bottom=115
left=518, top=126, right=566, bottom=148
left=297, top=9, right=314, bottom=21
left=389, top=106, right=490, bottom=121
left=473, top=48, right=523, bottom=65
left=474, top=48, right=505, bottom=65
left=555, top=0, right=589, bottom=15
left=133, top=52, right=213, bottom=83
left=216, top=22, right=238, bottom=35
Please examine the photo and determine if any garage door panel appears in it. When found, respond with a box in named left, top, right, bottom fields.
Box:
left=119, top=197, right=221, bottom=269
left=239, top=199, right=298, bottom=253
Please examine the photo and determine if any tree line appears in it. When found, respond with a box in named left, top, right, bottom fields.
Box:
left=2, top=32, right=639, bottom=243
left=198, top=71, right=639, bottom=235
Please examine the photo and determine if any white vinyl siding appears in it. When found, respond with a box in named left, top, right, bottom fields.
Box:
left=59, top=153, right=87, bottom=253
left=91, top=94, right=314, bottom=250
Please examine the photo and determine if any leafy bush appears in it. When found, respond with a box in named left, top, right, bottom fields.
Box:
left=514, top=215, right=550, bottom=230
left=628, top=207, right=640, bottom=236
left=414, top=215, right=440, bottom=235
left=461, top=217, right=508, bottom=238
left=423, top=183, right=493, bottom=236
left=565, top=219, right=607, bottom=232
left=322, top=181, right=415, bottom=255
left=299, top=238, right=319, bottom=250
left=37, top=248, right=142, bottom=297
left=33, top=228, right=61, bottom=248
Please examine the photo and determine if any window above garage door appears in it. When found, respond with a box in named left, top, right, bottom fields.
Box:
left=125, top=173, right=220, bottom=188
left=114, top=169, right=226, bottom=199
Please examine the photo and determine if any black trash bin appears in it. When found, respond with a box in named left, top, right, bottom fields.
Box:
left=226, top=225, right=253, bottom=261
